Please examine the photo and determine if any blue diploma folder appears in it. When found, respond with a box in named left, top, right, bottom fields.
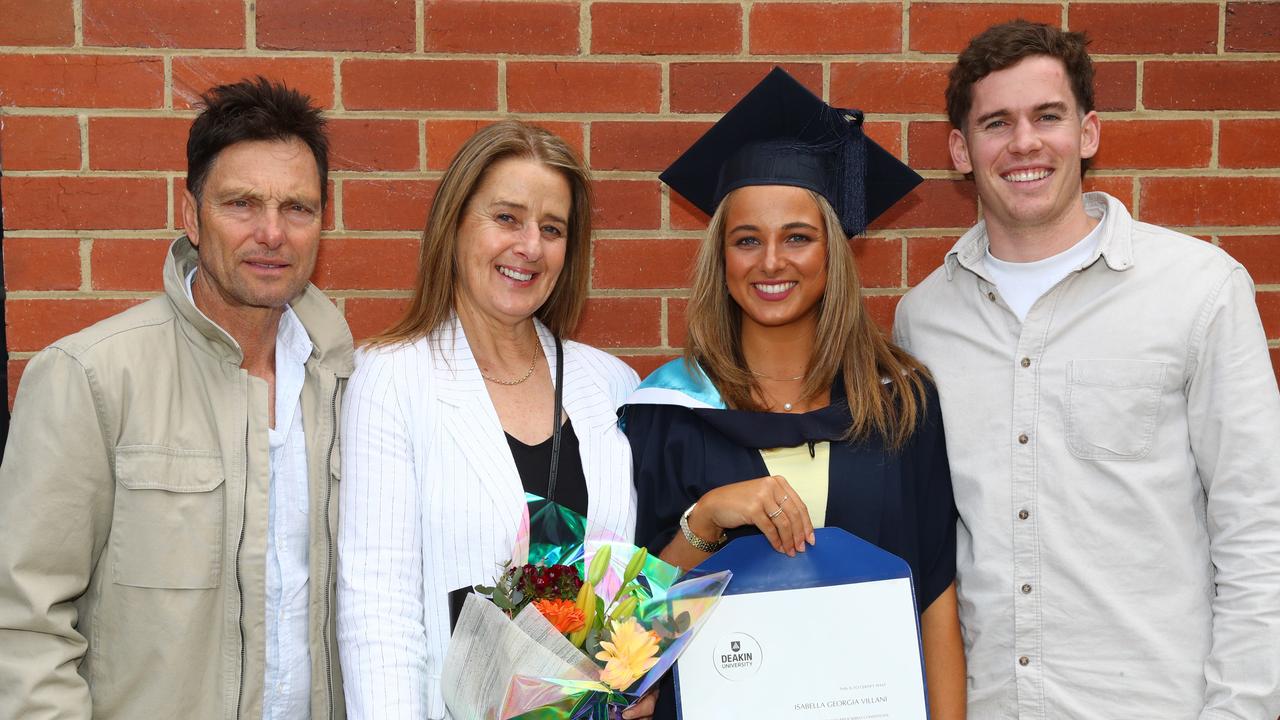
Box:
left=674, top=528, right=929, bottom=719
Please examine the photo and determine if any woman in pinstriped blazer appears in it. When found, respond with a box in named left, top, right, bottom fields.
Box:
left=336, top=121, right=653, bottom=719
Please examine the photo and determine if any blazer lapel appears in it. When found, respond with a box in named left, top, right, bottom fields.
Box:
left=434, top=317, right=527, bottom=523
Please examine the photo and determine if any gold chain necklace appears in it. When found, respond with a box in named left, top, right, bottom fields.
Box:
left=751, top=369, right=805, bottom=412
left=480, top=341, right=540, bottom=386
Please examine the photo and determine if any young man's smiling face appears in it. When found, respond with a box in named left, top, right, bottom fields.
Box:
left=949, top=55, right=1100, bottom=255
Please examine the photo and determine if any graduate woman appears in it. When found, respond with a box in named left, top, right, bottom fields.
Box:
left=623, top=69, right=966, bottom=718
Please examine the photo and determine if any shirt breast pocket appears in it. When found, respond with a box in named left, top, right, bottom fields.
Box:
left=111, top=446, right=225, bottom=589
left=1065, top=359, right=1168, bottom=461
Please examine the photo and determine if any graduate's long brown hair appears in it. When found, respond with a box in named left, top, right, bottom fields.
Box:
left=684, top=189, right=929, bottom=450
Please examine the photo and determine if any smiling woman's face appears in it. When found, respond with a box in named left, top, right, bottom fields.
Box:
left=721, top=184, right=829, bottom=332
left=454, top=156, right=572, bottom=326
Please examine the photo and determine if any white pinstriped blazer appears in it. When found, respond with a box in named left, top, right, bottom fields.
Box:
left=337, top=315, right=639, bottom=720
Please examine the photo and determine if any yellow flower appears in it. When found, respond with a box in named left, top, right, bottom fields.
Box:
left=594, top=617, right=661, bottom=690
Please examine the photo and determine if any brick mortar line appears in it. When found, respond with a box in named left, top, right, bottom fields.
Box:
left=1217, top=0, right=1228, bottom=56
left=72, top=0, right=83, bottom=47
left=11, top=46, right=1280, bottom=62
left=415, top=0, right=425, bottom=55
left=244, top=0, right=256, bottom=52
left=582, top=1, right=593, bottom=55
left=78, top=239, right=92, bottom=292
left=7, top=108, right=1280, bottom=124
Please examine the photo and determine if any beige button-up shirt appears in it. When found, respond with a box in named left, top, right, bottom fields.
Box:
left=894, top=192, right=1280, bottom=719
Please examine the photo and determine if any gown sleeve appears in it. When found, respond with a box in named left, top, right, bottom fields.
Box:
left=622, top=403, right=709, bottom=554
left=904, top=380, right=958, bottom=610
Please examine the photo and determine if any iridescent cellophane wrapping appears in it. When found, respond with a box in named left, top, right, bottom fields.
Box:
left=442, top=494, right=731, bottom=719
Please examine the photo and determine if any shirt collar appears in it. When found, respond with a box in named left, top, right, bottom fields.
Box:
left=943, top=191, right=1134, bottom=280
left=184, top=267, right=316, bottom=366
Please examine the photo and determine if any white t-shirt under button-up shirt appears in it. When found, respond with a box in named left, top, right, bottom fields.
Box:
left=982, top=216, right=1103, bottom=322
left=187, top=271, right=314, bottom=719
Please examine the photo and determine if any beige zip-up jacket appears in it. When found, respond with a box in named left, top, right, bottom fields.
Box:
left=0, top=237, right=353, bottom=720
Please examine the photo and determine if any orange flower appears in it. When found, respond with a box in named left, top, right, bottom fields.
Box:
left=534, top=598, right=586, bottom=634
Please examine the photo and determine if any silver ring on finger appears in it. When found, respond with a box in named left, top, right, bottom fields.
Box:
left=767, top=504, right=785, bottom=519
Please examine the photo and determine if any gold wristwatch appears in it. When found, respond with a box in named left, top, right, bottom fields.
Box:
left=680, top=502, right=727, bottom=553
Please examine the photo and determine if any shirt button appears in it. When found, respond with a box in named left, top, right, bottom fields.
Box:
left=987, top=291, right=997, bottom=301
left=1019, top=656, right=1031, bottom=667
left=1020, top=357, right=1031, bottom=368
left=1018, top=433, right=1029, bottom=444
left=1018, top=509, right=1030, bottom=520
left=1021, top=583, right=1032, bottom=594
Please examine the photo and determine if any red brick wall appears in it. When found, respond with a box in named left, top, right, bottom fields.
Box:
left=3, top=0, right=1279, bottom=403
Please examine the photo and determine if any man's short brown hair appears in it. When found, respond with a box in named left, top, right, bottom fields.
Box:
left=946, top=20, right=1095, bottom=130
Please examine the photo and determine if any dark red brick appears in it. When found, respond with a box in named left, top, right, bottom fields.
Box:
left=906, top=236, right=957, bottom=285
left=670, top=62, right=823, bottom=114
left=592, top=238, right=699, bottom=289
left=172, top=56, right=335, bottom=109
left=344, top=297, right=411, bottom=342
left=1071, top=3, right=1218, bottom=54
left=312, top=237, right=419, bottom=290
left=910, top=3, right=1060, bottom=53
left=84, top=0, right=244, bottom=48
left=1091, top=120, right=1212, bottom=170
left=0, top=115, right=81, bottom=170
left=853, top=236, right=902, bottom=289
left=0, top=55, right=164, bottom=108
left=593, top=3, right=740, bottom=55
left=1220, top=119, right=1280, bottom=169
left=751, top=3, right=901, bottom=54
left=575, top=297, right=661, bottom=347
left=88, top=116, right=189, bottom=171
left=593, top=180, right=661, bottom=230
left=342, top=179, right=438, bottom=231
left=1145, top=61, right=1280, bottom=111
left=343, top=60, right=498, bottom=111
left=1095, top=61, right=1137, bottom=112
left=6, top=177, right=167, bottom=230
left=590, top=121, right=712, bottom=172
left=327, top=119, right=420, bottom=172
left=906, top=121, right=954, bottom=171
left=1140, top=177, right=1280, bottom=227
left=1226, top=2, right=1280, bottom=52
left=0, top=0, right=74, bottom=45
left=426, top=1, right=579, bottom=54
left=4, top=238, right=81, bottom=291
left=831, top=62, right=951, bottom=115
left=257, top=0, right=414, bottom=52
left=508, top=62, right=662, bottom=114
left=90, top=238, right=170, bottom=291
left=871, top=179, right=978, bottom=231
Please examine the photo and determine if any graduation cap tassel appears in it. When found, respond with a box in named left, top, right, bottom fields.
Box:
left=834, top=107, right=868, bottom=240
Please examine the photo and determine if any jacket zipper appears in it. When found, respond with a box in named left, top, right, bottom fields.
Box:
left=236, top=412, right=249, bottom=720
left=322, top=380, right=338, bottom=720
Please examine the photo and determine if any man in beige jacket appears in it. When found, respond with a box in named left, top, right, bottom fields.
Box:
left=0, top=78, right=352, bottom=719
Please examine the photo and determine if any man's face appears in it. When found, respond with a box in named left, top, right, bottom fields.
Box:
left=949, top=55, right=1100, bottom=240
left=182, top=137, right=322, bottom=321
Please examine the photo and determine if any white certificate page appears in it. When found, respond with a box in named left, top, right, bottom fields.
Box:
left=676, top=578, right=926, bottom=719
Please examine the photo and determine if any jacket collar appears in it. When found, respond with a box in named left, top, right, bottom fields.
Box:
left=163, top=236, right=354, bottom=377
left=943, top=191, right=1135, bottom=281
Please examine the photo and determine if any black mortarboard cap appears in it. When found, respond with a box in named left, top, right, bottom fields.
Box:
left=659, top=67, right=923, bottom=237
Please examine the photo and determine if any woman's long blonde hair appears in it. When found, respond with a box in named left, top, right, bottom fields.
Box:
left=366, top=120, right=593, bottom=346
left=685, top=188, right=929, bottom=450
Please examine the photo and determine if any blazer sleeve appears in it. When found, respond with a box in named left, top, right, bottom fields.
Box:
left=904, top=380, right=958, bottom=611
left=337, top=347, right=429, bottom=719
left=0, top=348, right=107, bottom=720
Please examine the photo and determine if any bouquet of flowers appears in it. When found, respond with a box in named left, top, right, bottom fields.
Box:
left=442, top=494, right=731, bottom=719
